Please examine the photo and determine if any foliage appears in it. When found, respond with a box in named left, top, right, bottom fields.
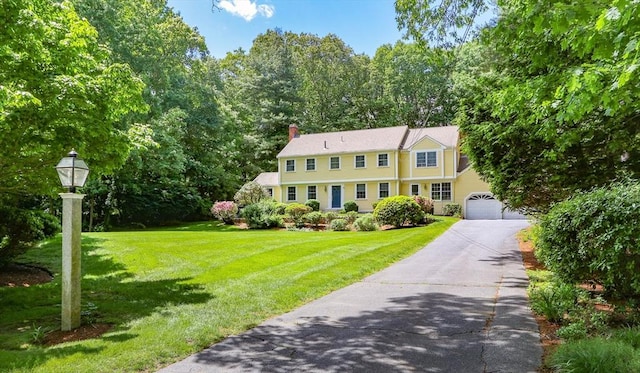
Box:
left=305, top=199, right=320, bottom=212
left=343, top=200, right=359, bottom=213
left=354, top=214, right=379, bottom=232
left=305, top=211, right=324, bottom=227
left=234, top=181, right=269, bottom=207
left=528, top=281, right=579, bottom=323
left=443, top=203, right=462, bottom=217
left=373, top=195, right=424, bottom=228
left=412, top=195, right=434, bottom=214
left=285, top=203, right=312, bottom=228
left=550, top=338, right=640, bottom=373
left=329, top=218, right=349, bottom=231
left=324, top=211, right=338, bottom=223
left=345, top=211, right=359, bottom=225
left=210, top=201, right=238, bottom=225
left=241, top=199, right=283, bottom=229
left=452, top=0, right=640, bottom=213
left=535, top=181, right=640, bottom=300
left=0, top=205, right=60, bottom=263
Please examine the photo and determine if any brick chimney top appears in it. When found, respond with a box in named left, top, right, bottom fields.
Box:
left=288, top=124, right=299, bottom=142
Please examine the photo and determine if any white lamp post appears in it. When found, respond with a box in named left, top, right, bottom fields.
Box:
left=55, top=150, right=89, bottom=331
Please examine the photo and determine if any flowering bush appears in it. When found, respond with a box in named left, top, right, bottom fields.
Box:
left=210, top=201, right=238, bottom=224
left=412, top=195, right=434, bottom=215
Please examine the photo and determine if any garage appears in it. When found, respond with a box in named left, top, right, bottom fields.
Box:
left=465, top=193, right=527, bottom=220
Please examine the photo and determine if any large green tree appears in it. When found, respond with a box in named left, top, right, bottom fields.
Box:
left=0, top=0, right=145, bottom=259
left=398, top=0, right=640, bottom=213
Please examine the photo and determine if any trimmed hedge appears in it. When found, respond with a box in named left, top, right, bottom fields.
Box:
left=536, top=180, right=640, bottom=300
left=373, top=195, right=424, bottom=228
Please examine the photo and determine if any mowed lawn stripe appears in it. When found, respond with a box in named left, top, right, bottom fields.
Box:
left=0, top=218, right=457, bottom=373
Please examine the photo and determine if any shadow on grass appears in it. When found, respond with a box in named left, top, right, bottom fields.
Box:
left=0, top=236, right=212, bottom=371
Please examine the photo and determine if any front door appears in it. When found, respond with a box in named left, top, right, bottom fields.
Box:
left=331, top=185, right=341, bottom=209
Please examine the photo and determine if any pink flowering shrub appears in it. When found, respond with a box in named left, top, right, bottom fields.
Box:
left=210, top=201, right=238, bottom=224
left=412, top=195, right=434, bottom=215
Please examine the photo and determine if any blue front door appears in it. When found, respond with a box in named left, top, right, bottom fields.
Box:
left=331, top=185, right=341, bottom=208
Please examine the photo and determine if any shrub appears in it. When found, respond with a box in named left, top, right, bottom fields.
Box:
left=371, top=201, right=378, bottom=211
left=354, top=214, right=378, bottom=231
left=528, top=281, right=579, bottom=323
left=305, top=211, right=324, bottom=227
left=210, top=201, right=238, bottom=224
left=241, top=200, right=282, bottom=229
left=535, top=180, right=640, bottom=300
left=330, top=218, right=349, bottom=231
left=234, top=181, right=269, bottom=207
left=0, top=207, right=60, bottom=264
left=325, top=211, right=338, bottom=223
left=412, top=195, right=434, bottom=215
left=305, top=199, right=320, bottom=212
left=550, top=338, right=640, bottom=373
left=285, top=203, right=312, bottom=228
left=373, top=195, right=424, bottom=228
left=443, top=203, right=462, bottom=217
left=343, top=200, right=359, bottom=213
left=345, top=211, right=359, bottom=224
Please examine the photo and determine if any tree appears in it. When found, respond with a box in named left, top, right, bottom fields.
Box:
left=0, top=0, right=145, bottom=259
left=398, top=0, right=640, bottom=213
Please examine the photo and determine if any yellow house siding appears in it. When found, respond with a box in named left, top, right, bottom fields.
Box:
left=453, top=168, right=492, bottom=212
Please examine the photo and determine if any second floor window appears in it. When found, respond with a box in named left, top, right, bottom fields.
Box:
left=330, top=156, right=340, bottom=170
left=378, top=153, right=389, bottom=167
left=355, top=155, right=366, bottom=168
left=286, top=159, right=295, bottom=172
left=306, top=158, right=316, bottom=171
left=416, top=151, right=437, bottom=168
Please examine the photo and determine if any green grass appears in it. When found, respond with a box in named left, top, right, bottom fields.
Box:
left=0, top=217, right=457, bottom=372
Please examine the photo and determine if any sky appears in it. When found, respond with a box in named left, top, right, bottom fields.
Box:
left=166, top=0, right=406, bottom=59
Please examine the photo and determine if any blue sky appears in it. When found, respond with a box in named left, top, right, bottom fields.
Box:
left=166, top=0, right=405, bottom=59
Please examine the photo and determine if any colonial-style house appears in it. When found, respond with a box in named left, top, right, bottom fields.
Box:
left=254, top=124, right=524, bottom=219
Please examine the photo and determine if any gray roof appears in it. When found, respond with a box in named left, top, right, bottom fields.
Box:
left=277, top=126, right=409, bottom=158
left=253, top=172, right=278, bottom=186
left=402, top=126, right=459, bottom=149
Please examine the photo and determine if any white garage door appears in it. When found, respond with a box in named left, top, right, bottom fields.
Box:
left=466, top=194, right=502, bottom=220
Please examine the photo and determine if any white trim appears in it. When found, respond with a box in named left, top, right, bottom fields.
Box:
left=305, top=158, right=317, bottom=172
left=282, top=177, right=398, bottom=185
left=377, top=153, right=390, bottom=167
left=378, top=182, right=390, bottom=199
left=403, top=133, right=449, bottom=151
left=329, top=156, right=341, bottom=170
left=354, top=154, right=366, bottom=169
left=355, top=183, right=367, bottom=200
left=307, top=185, right=317, bottom=200
left=285, top=159, right=296, bottom=172
left=286, top=186, right=297, bottom=201
left=414, top=150, right=438, bottom=168
left=410, top=183, right=420, bottom=196
left=400, top=176, right=456, bottom=182
left=329, top=184, right=344, bottom=209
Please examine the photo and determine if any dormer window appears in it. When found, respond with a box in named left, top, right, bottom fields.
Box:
left=416, top=151, right=437, bottom=168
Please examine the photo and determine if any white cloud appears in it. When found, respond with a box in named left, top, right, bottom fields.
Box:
left=219, top=0, right=275, bottom=21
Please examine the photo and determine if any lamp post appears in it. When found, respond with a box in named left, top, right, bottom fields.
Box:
left=55, top=150, right=89, bottom=331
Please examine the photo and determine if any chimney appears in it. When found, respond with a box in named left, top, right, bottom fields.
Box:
left=288, top=124, right=299, bottom=142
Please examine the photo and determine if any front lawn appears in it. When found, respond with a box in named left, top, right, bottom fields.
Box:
left=0, top=217, right=457, bottom=372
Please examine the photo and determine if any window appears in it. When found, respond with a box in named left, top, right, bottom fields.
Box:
left=416, top=151, right=437, bottom=167
left=355, top=155, right=366, bottom=168
left=306, top=158, right=316, bottom=171
left=286, top=159, right=295, bottom=172
left=411, top=184, right=419, bottom=196
left=378, top=153, right=389, bottom=167
left=431, top=182, right=451, bottom=201
left=356, top=183, right=366, bottom=199
left=330, top=156, right=340, bottom=170
left=267, top=188, right=273, bottom=197
left=287, top=186, right=296, bottom=201
left=379, top=182, right=390, bottom=198
left=307, top=185, right=317, bottom=200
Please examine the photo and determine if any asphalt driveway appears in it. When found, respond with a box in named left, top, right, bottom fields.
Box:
left=159, top=220, right=541, bottom=373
